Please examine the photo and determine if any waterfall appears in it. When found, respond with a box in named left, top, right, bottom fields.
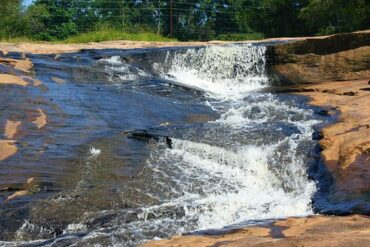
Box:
left=161, top=44, right=268, bottom=99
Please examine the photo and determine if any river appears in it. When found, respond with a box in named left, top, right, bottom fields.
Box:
left=0, top=44, right=331, bottom=246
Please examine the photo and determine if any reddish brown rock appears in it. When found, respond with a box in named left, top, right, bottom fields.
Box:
left=0, top=140, right=17, bottom=161
left=142, top=215, right=370, bottom=247
left=271, top=31, right=370, bottom=84
left=0, top=74, right=29, bottom=86
left=0, top=57, right=33, bottom=73
left=32, top=108, right=47, bottom=129
left=295, top=80, right=370, bottom=196
left=4, top=120, right=21, bottom=139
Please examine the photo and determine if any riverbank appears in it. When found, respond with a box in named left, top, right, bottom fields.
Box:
left=0, top=41, right=228, bottom=55
left=1, top=30, right=367, bottom=56
left=0, top=34, right=333, bottom=55
left=297, top=80, right=370, bottom=198
left=142, top=215, right=370, bottom=247
left=269, top=31, right=370, bottom=210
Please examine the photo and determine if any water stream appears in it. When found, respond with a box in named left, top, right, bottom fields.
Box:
left=0, top=44, right=330, bottom=246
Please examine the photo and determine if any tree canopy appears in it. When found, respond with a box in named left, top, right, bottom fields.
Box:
left=0, top=0, right=369, bottom=41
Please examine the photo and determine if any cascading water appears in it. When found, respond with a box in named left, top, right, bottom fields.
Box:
left=136, top=44, right=319, bottom=231
left=1, top=44, right=324, bottom=247
left=160, top=45, right=268, bottom=98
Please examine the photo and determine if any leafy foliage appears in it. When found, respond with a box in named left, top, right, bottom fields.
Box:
left=232, top=0, right=311, bottom=37
left=300, top=0, right=370, bottom=35
left=0, top=0, right=24, bottom=40
left=29, top=0, right=77, bottom=40
left=0, top=0, right=368, bottom=42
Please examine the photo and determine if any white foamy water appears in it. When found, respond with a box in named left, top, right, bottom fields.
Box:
left=143, top=137, right=316, bottom=229
left=99, top=55, right=122, bottom=64
left=89, top=147, right=101, bottom=157
left=137, top=44, right=319, bottom=233
left=163, top=45, right=268, bottom=99
left=97, top=55, right=149, bottom=82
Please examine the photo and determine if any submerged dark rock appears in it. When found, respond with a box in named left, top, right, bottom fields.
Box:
left=126, top=130, right=173, bottom=148
left=312, top=130, right=323, bottom=140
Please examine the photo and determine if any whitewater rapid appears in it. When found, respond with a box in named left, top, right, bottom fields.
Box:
left=162, top=45, right=268, bottom=99
left=135, top=45, right=319, bottom=233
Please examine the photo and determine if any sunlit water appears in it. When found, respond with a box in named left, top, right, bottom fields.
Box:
left=0, top=44, right=332, bottom=246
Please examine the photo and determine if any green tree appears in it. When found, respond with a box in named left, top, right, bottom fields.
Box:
left=161, top=0, right=232, bottom=41
left=73, top=0, right=98, bottom=33
left=0, top=0, right=24, bottom=40
left=231, top=0, right=310, bottom=37
left=88, top=0, right=157, bottom=32
left=23, top=3, right=49, bottom=39
left=30, top=0, right=77, bottom=40
left=300, top=0, right=370, bottom=35
left=213, top=0, right=241, bottom=36
left=2, top=0, right=368, bottom=42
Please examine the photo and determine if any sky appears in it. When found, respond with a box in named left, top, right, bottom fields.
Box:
left=23, top=0, right=33, bottom=7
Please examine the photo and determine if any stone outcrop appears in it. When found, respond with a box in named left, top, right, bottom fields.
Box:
left=270, top=31, right=370, bottom=84
left=142, top=215, right=370, bottom=247
left=294, top=80, right=370, bottom=213
left=268, top=31, right=370, bottom=213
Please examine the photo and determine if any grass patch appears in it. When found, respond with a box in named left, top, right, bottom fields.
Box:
left=64, top=30, right=177, bottom=43
left=0, top=31, right=264, bottom=44
left=216, top=33, right=264, bottom=41
left=0, top=36, right=39, bottom=43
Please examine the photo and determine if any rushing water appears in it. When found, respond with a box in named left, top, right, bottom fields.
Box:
left=0, top=44, right=331, bottom=246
